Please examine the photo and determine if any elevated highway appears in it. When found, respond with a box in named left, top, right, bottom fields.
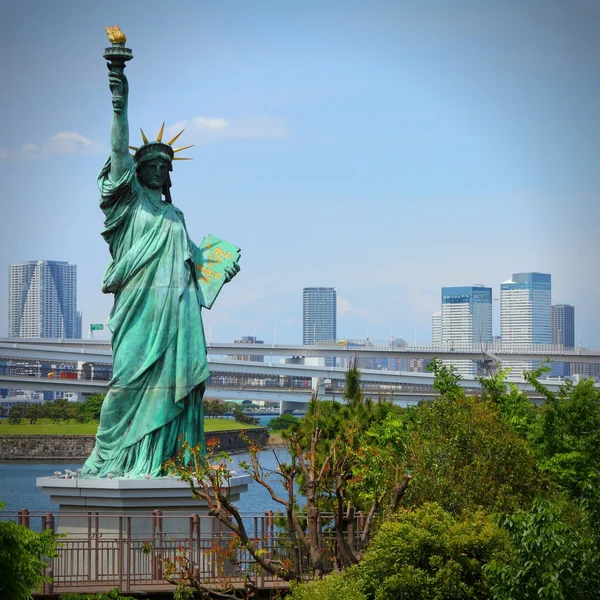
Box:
left=1, top=337, right=599, bottom=365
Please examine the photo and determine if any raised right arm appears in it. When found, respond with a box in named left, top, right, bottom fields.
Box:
left=108, top=71, right=132, bottom=182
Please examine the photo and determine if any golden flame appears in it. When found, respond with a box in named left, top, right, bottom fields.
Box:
left=105, top=25, right=127, bottom=44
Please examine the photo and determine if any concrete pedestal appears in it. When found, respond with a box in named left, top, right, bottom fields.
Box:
left=37, top=474, right=251, bottom=536
left=36, top=475, right=254, bottom=592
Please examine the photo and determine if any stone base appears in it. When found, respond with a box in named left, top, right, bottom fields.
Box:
left=37, top=474, right=251, bottom=536
left=36, top=475, right=254, bottom=589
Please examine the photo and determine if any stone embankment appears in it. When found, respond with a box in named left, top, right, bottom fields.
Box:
left=0, top=427, right=269, bottom=460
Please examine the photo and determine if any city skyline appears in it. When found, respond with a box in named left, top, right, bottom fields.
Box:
left=437, top=285, right=493, bottom=377
left=1, top=2, right=598, bottom=346
left=9, top=260, right=80, bottom=339
left=2, top=262, right=592, bottom=348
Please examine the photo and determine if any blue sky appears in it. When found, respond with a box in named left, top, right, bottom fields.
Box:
left=1, top=0, right=599, bottom=345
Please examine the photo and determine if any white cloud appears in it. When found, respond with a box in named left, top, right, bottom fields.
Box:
left=45, top=132, right=104, bottom=155
left=0, top=132, right=105, bottom=160
left=337, top=295, right=370, bottom=317
left=194, top=117, right=229, bottom=132
left=166, top=115, right=289, bottom=145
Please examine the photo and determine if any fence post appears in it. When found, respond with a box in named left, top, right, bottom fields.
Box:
left=153, top=510, right=163, bottom=581
left=42, top=513, right=55, bottom=594
left=18, top=508, right=30, bottom=528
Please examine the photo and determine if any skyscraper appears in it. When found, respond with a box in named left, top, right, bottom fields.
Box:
left=439, top=286, right=492, bottom=377
left=9, top=260, right=79, bottom=339
left=500, top=272, right=551, bottom=377
left=432, top=311, right=441, bottom=347
left=552, top=304, right=575, bottom=377
left=303, top=287, right=336, bottom=366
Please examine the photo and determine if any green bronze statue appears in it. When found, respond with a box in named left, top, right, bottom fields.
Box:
left=82, top=26, right=240, bottom=478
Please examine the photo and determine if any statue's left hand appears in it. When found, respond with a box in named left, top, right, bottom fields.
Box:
left=224, top=262, right=240, bottom=283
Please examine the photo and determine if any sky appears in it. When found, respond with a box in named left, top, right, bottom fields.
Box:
left=1, top=0, right=599, bottom=346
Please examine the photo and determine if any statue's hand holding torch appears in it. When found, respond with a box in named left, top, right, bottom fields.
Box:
left=104, top=25, right=133, bottom=114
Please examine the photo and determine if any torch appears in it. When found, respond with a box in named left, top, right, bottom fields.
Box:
left=103, top=25, right=133, bottom=113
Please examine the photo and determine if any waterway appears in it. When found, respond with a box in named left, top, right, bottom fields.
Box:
left=0, top=415, right=290, bottom=516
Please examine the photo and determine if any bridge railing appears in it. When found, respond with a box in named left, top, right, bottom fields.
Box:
left=3, top=509, right=367, bottom=594
left=315, top=340, right=600, bottom=355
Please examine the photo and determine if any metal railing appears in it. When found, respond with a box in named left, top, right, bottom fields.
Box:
left=4, top=509, right=367, bottom=595
left=317, top=339, right=600, bottom=356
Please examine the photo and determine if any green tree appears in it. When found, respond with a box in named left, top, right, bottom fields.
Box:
left=529, top=376, right=600, bottom=499
left=48, top=399, right=70, bottom=424
left=267, top=413, right=300, bottom=432
left=484, top=497, right=600, bottom=600
left=357, top=503, right=511, bottom=600
left=0, top=511, right=58, bottom=599
left=8, top=404, right=25, bottom=424
left=403, top=391, right=545, bottom=515
left=426, top=357, right=464, bottom=399
left=81, top=393, right=105, bottom=421
left=203, top=398, right=228, bottom=418
left=477, top=366, right=535, bottom=439
left=231, top=404, right=259, bottom=425
left=287, top=568, right=365, bottom=600
left=25, top=403, right=42, bottom=424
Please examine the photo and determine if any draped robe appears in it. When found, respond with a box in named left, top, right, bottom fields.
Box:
left=82, top=158, right=209, bottom=478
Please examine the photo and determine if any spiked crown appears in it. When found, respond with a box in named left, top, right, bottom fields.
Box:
left=129, top=123, right=194, bottom=165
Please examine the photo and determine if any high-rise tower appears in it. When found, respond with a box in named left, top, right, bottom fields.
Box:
left=551, top=304, right=575, bottom=377
left=439, top=286, right=492, bottom=377
left=500, top=272, right=551, bottom=377
left=303, top=287, right=336, bottom=366
left=9, top=260, right=79, bottom=338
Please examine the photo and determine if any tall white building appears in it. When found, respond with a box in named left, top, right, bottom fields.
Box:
left=9, top=260, right=79, bottom=339
left=437, top=286, right=492, bottom=377
left=303, top=287, right=337, bottom=367
left=500, top=272, right=551, bottom=378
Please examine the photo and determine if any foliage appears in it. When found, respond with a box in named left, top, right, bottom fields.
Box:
left=203, top=397, right=229, bottom=418
left=0, top=514, right=58, bottom=600
left=79, top=393, right=105, bottom=422
left=403, top=390, right=546, bottom=515
left=358, top=502, right=511, bottom=600
left=166, top=361, right=404, bottom=588
left=287, top=567, right=366, bottom=600
left=529, top=376, right=600, bottom=500
left=426, top=357, right=464, bottom=399
left=267, top=413, right=300, bottom=432
left=477, top=367, right=535, bottom=439
left=8, top=404, right=25, bottom=424
left=48, top=399, right=72, bottom=424
left=484, top=496, right=600, bottom=600
left=59, top=590, right=136, bottom=600
left=348, top=412, right=410, bottom=515
left=232, top=404, right=260, bottom=425
left=24, top=403, right=42, bottom=424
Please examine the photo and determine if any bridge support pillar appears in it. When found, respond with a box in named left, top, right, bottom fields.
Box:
left=280, top=400, right=296, bottom=415
left=312, top=377, right=326, bottom=399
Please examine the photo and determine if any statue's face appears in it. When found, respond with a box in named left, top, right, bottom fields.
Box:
left=139, top=158, right=170, bottom=190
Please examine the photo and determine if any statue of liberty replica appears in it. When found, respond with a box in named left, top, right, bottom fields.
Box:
left=82, top=26, right=240, bottom=479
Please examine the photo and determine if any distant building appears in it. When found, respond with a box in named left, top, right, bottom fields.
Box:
left=552, top=304, right=575, bottom=347
left=407, top=358, right=430, bottom=373
left=571, top=362, right=600, bottom=378
left=303, top=287, right=337, bottom=367
left=231, top=336, right=265, bottom=362
left=432, top=311, right=441, bottom=347
left=501, top=272, right=551, bottom=378
left=9, top=260, right=80, bottom=339
left=551, top=304, right=575, bottom=377
left=437, top=286, right=492, bottom=377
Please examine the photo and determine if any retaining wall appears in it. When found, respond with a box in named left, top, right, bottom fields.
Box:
left=0, top=427, right=269, bottom=460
